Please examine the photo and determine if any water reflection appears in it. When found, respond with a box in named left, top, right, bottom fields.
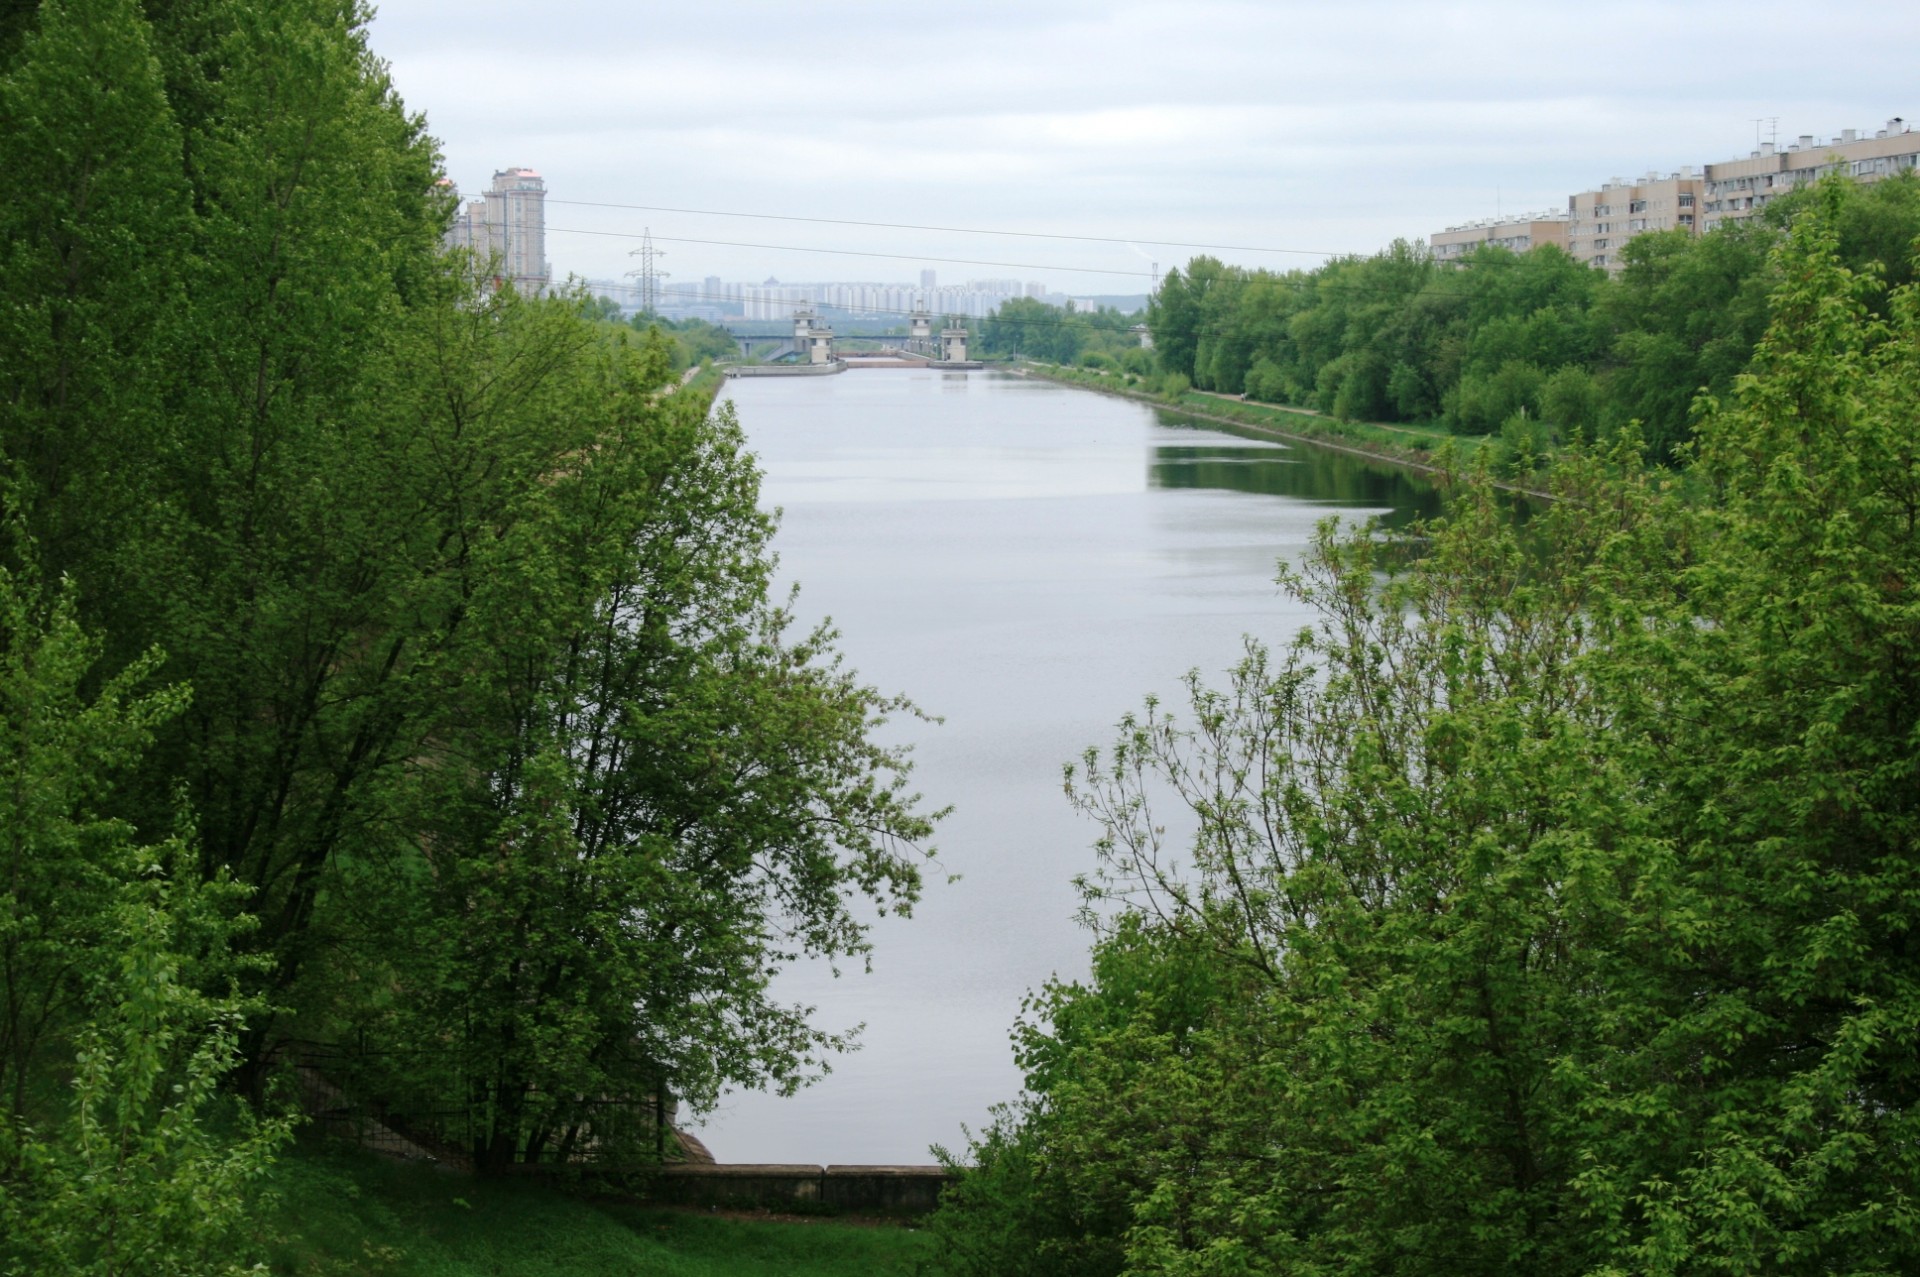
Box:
left=1149, top=431, right=1444, bottom=531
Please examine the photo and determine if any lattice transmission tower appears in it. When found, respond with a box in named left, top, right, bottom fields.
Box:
left=627, top=228, right=669, bottom=315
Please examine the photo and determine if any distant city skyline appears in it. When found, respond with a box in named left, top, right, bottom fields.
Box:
left=579, top=272, right=1126, bottom=322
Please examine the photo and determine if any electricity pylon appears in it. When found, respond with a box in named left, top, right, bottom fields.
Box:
left=627, top=228, right=669, bottom=315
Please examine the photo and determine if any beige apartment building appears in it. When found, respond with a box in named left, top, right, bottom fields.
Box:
left=1566, top=170, right=1704, bottom=273
left=1426, top=112, right=1913, bottom=276
left=1702, top=118, right=1918, bottom=232
left=444, top=167, right=550, bottom=296
left=1431, top=213, right=1570, bottom=264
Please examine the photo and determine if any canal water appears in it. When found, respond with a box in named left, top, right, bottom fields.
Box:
left=693, top=368, right=1440, bottom=1164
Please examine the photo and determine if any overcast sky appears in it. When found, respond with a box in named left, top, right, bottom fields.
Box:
left=365, top=0, right=1918, bottom=294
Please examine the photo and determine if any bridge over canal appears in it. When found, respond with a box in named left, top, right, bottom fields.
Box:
left=728, top=307, right=977, bottom=369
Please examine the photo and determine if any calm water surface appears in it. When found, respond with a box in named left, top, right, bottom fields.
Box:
left=694, top=369, right=1438, bottom=1163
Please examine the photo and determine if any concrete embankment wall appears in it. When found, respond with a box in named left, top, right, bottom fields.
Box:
left=724, top=360, right=847, bottom=378
left=645, top=1163, right=953, bottom=1215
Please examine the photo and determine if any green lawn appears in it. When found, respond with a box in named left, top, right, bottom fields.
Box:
left=1172, top=388, right=1486, bottom=458
left=258, top=1144, right=938, bottom=1276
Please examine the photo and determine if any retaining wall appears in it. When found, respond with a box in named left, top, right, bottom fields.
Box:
left=646, top=1163, right=953, bottom=1215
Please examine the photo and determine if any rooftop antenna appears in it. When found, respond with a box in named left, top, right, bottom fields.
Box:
left=1753, top=116, right=1780, bottom=148
left=626, top=227, right=669, bottom=315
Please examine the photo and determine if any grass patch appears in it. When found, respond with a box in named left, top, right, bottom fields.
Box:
left=1169, top=390, right=1484, bottom=459
left=676, top=363, right=728, bottom=409
left=258, top=1142, right=937, bottom=1276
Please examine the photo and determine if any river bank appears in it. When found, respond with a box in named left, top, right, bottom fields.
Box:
left=1009, top=362, right=1555, bottom=502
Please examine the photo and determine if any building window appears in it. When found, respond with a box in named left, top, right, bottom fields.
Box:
left=1679, top=193, right=1695, bottom=207
left=1629, top=199, right=1647, bottom=213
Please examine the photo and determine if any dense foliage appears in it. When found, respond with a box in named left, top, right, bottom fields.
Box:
left=1146, top=176, right=1920, bottom=464
left=931, top=186, right=1920, bottom=1275
left=0, top=0, right=933, bottom=1265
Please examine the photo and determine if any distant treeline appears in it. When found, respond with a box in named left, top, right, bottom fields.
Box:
left=976, top=297, right=1149, bottom=367
left=581, top=300, right=742, bottom=368
left=1148, top=175, right=1920, bottom=460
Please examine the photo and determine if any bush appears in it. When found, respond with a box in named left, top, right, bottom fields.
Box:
left=1449, top=358, right=1545, bottom=434
left=1244, top=356, right=1287, bottom=404
left=1540, top=364, right=1601, bottom=442
left=1493, top=407, right=1549, bottom=475
left=0, top=558, right=289, bottom=1276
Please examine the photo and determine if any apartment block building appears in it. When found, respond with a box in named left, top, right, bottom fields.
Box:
left=444, top=167, right=550, bottom=296
left=1702, top=118, right=1918, bottom=232
left=1431, top=213, right=1570, bottom=264
left=1427, top=112, right=1913, bottom=276
left=1564, top=170, right=1704, bottom=272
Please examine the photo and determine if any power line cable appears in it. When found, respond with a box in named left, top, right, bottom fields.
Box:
left=547, top=198, right=1343, bottom=259
left=573, top=246, right=1507, bottom=310
left=556, top=225, right=1515, bottom=304
left=542, top=217, right=1588, bottom=316
left=549, top=226, right=1154, bottom=279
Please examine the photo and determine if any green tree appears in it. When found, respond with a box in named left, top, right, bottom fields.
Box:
left=1603, top=222, right=1775, bottom=458
left=1567, top=179, right=1920, bottom=1274
left=0, top=0, right=189, bottom=604
left=3, top=0, right=945, bottom=1193
left=0, top=546, right=288, bottom=1276
left=1148, top=257, right=1231, bottom=380
left=1539, top=363, right=1602, bottom=441
left=332, top=316, right=938, bottom=1169
left=1448, top=356, right=1545, bottom=434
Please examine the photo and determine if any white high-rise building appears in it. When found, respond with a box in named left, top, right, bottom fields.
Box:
left=444, top=167, right=550, bottom=297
